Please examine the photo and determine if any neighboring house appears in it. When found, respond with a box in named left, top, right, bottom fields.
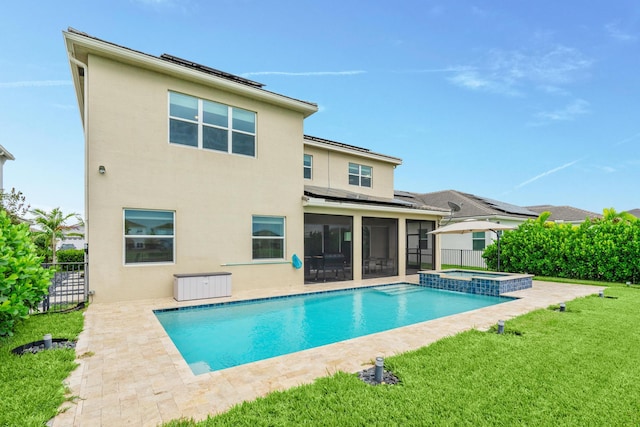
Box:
left=64, top=29, right=446, bottom=302
left=58, top=225, right=86, bottom=251
left=627, top=208, right=640, bottom=219
left=525, top=205, right=602, bottom=224
left=396, top=190, right=539, bottom=267
left=0, top=144, right=15, bottom=190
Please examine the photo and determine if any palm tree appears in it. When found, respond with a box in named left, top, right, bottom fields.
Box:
left=602, top=208, right=638, bottom=223
left=535, top=211, right=552, bottom=225
left=30, top=207, right=84, bottom=263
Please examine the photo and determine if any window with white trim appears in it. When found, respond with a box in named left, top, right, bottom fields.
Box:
left=169, top=91, right=256, bottom=157
left=472, top=231, right=486, bottom=250
left=348, top=163, right=372, bottom=187
left=303, top=154, right=313, bottom=179
left=252, top=216, right=285, bottom=259
left=124, top=209, right=175, bottom=264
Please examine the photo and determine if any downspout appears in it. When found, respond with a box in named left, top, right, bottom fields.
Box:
left=327, top=151, right=331, bottom=188
left=68, top=54, right=90, bottom=298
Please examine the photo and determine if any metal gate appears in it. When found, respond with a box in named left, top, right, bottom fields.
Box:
left=40, top=260, right=88, bottom=313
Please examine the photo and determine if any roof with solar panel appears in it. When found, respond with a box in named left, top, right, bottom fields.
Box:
left=394, top=189, right=540, bottom=220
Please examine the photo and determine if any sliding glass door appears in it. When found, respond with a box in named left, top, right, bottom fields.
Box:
left=362, top=217, right=398, bottom=279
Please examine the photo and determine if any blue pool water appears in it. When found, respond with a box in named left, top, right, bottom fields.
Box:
left=154, top=283, right=513, bottom=374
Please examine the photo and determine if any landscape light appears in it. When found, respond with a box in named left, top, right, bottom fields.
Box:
left=497, top=320, right=505, bottom=334
left=375, top=357, right=384, bottom=383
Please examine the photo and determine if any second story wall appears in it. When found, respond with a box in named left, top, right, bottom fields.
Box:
left=84, top=53, right=312, bottom=300
left=303, top=141, right=399, bottom=199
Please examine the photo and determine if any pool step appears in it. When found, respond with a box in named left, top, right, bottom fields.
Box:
left=373, top=285, right=424, bottom=296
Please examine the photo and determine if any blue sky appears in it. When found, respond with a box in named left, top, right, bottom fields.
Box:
left=1, top=0, right=639, bottom=217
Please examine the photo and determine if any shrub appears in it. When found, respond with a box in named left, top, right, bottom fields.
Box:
left=483, top=214, right=640, bottom=283
left=56, top=248, right=85, bottom=263
left=0, top=211, right=52, bottom=336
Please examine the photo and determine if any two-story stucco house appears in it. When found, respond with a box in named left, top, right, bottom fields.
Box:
left=64, top=28, right=445, bottom=302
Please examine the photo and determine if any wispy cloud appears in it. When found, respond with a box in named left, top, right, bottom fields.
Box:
left=534, top=99, right=590, bottom=122
left=0, top=80, right=72, bottom=88
left=448, top=44, right=592, bottom=96
left=241, top=70, right=366, bottom=78
left=514, top=159, right=581, bottom=189
left=605, top=22, right=637, bottom=42
left=595, top=165, right=616, bottom=173
left=613, top=131, right=640, bottom=146
left=399, top=66, right=474, bottom=74
left=448, top=69, right=521, bottom=96
left=537, top=85, right=570, bottom=96
left=134, top=0, right=173, bottom=4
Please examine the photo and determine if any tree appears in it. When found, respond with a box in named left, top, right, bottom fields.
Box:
left=602, top=207, right=637, bottom=223
left=0, top=211, right=52, bottom=336
left=30, top=207, right=84, bottom=263
left=0, top=187, right=30, bottom=224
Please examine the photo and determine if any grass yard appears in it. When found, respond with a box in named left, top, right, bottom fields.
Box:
left=166, top=283, right=640, bottom=426
left=3, top=281, right=639, bottom=426
left=0, top=310, right=84, bottom=427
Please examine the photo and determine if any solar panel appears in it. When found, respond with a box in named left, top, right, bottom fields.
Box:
left=477, top=196, right=538, bottom=216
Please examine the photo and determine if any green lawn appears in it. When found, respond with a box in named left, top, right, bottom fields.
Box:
left=0, top=311, right=84, bottom=427
left=4, top=282, right=640, bottom=426
left=165, top=282, right=640, bottom=426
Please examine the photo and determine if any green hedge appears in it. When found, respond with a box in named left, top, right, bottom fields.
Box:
left=56, top=248, right=85, bottom=263
left=0, top=211, right=52, bottom=336
left=483, top=216, right=640, bottom=283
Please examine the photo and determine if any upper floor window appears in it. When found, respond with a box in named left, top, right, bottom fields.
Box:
left=348, top=163, right=372, bottom=187
left=303, top=154, right=313, bottom=179
left=252, top=216, right=285, bottom=260
left=169, top=91, right=256, bottom=157
left=124, top=209, right=175, bottom=264
left=472, top=231, right=486, bottom=250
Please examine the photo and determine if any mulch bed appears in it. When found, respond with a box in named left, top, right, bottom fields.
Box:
left=358, top=366, right=400, bottom=385
left=11, top=339, right=76, bottom=355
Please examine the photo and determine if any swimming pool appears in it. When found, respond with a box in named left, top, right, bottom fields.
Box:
left=154, top=283, right=513, bottom=374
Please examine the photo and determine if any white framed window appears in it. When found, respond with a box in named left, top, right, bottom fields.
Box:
left=124, top=209, right=175, bottom=264
left=169, top=91, right=256, bottom=157
left=252, top=216, right=285, bottom=260
left=304, top=154, right=313, bottom=179
left=348, top=163, right=372, bottom=187
left=472, top=232, right=486, bottom=251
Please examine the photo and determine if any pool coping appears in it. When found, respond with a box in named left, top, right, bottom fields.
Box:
left=51, top=276, right=605, bottom=426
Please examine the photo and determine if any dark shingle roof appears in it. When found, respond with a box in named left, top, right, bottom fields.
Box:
left=627, top=208, right=640, bottom=218
left=306, top=186, right=447, bottom=211
left=395, top=189, right=539, bottom=220
left=525, top=205, right=602, bottom=222
left=304, top=135, right=402, bottom=164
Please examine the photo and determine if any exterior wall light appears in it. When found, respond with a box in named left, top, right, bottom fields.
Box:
left=98, top=165, right=106, bottom=174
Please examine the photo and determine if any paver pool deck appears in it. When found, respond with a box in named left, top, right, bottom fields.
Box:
left=51, top=276, right=604, bottom=426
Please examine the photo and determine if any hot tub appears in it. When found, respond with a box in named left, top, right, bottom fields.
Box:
left=419, top=269, right=533, bottom=296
